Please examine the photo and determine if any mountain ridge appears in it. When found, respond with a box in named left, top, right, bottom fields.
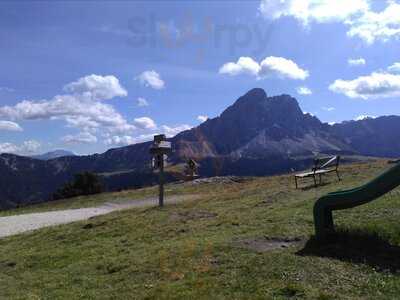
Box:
left=31, top=150, right=76, bottom=160
left=1, top=88, right=400, bottom=209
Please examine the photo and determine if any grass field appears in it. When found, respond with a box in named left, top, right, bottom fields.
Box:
left=1, top=160, right=400, bottom=299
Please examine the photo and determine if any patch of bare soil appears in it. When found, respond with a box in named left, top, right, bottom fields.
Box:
left=170, top=210, right=217, bottom=222
left=255, top=191, right=290, bottom=207
left=184, top=176, right=251, bottom=185
left=234, top=237, right=303, bottom=253
left=255, top=198, right=276, bottom=207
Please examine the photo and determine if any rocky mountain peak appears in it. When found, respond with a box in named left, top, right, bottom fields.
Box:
left=178, top=89, right=328, bottom=156
left=243, top=87, right=267, bottom=99
left=221, top=89, right=313, bottom=130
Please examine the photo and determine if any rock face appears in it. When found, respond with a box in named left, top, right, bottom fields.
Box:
left=173, top=88, right=351, bottom=160
left=1, top=88, right=400, bottom=208
left=331, top=116, right=400, bottom=158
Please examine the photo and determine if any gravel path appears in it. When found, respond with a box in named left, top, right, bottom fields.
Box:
left=0, top=195, right=199, bottom=238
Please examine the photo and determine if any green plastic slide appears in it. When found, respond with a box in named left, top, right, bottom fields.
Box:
left=314, top=162, right=400, bottom=239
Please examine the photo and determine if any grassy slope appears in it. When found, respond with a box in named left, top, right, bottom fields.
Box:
left=0, top=181, right=192, bottom=217
left=1, top=160, right=400, bottom=299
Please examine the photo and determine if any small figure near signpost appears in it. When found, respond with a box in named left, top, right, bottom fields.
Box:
left=149, top=134, right=171, bottom=207
left=184, top=158, right=199, bottom=181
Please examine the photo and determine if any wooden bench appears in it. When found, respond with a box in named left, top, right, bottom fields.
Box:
left=295, top=156, right=341, bottom=189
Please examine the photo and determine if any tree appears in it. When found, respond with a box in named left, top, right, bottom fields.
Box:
left=53, top=171, right=103, bottom=200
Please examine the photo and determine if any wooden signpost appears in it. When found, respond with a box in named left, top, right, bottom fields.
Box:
left=149, top=134, right=171, bottom=207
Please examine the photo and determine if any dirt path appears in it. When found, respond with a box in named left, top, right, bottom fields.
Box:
left=0, top=195, right=199, bottom=238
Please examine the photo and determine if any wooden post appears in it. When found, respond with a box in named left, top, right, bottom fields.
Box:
left=149, top=135, right=171, bottom=208
left=158, top=154, right=164, bottom=207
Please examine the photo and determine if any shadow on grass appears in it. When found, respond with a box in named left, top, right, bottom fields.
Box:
left=297, top=228, right=400, bottom=274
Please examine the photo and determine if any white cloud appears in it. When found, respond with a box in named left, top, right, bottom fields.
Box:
left=63, top=74, right=127, bottom=100
left=0, top=143, right=18, bottom=154
left=348, top=58, right=366, bottom=66
left=328, top=122, right=337, bottom=125
left=133, top=117, right=157, bottom=130
left=219, top=57, right=260, bottom=77
left=22, top=140, right=41, bottom=153
left=160, top=124, right=192, bottom=137
left=296, top=86, right=312, bottom=95
left=0, top=75, right=134, bottom=136
left=219, top=56, right=308, bottom=80
left=63, top=115, right=101, bottom=132
left=0, top=75, right=192, bottom=150
left=388, top=62, right=400, bottom=74
left=62, top=132, right=98, bottom=144
left=259, top=0, right=369, bottom=25
left=346, top=2, right=400, bottom=44
left=322, top=107, right=335, bottom=112
left=104, top=135, right=137, bottom=146
left=137, top=97, right=149, bottom=107
left=197, top=115, right=209, bottom=122
left=136, top=70, right=165, bottom=90
left=329, top=72, right=400, bottom=99
left=105, top=124, right=192, bottom=146
left=0, top=140, right=41, bottom=155
left=104, top=120, right=193, bottom=147
left=0, top=95, right=134, bottom=134
left=260, top=56, right=309, bottom=80
left=104, top=134, right=154, bottom=146
left=0, top=120, right=23, bottom=131
left=259, top=0, right=400, bottom=44
left=355, top=115, right=376, bottom=121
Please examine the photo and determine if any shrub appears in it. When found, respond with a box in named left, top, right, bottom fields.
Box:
left=53, top=172, right=103, bottom=200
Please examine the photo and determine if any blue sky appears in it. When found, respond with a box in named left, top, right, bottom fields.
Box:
left=1, top=0, right=400, bottom=155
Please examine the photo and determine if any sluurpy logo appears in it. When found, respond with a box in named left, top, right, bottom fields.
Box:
left=124, top=12, right=274, bottom=57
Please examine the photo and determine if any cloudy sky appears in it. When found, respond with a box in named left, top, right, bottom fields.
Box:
left=1, top=1, right=400, bottom=155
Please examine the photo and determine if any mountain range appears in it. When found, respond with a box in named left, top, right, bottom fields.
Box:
left=31, top=150, right=76, bottom=160
left=1, top=88, right=399, bottom=209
